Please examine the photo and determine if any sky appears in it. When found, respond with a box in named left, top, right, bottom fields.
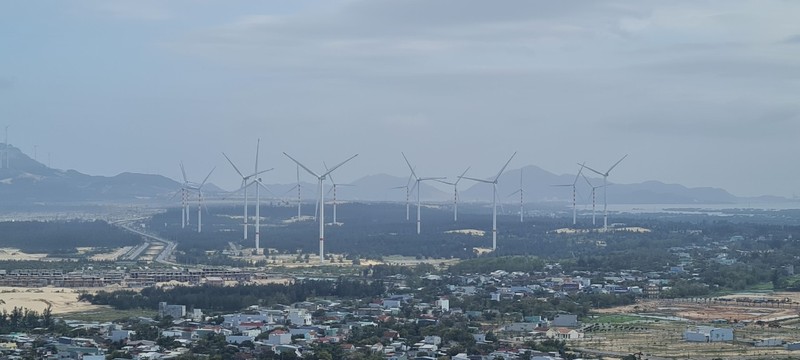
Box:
left=1, top=0, right=799, bottom=197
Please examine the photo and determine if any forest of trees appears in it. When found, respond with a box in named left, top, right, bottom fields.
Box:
left=79, top=278, right=385, bottom=312
left=0, top=220, right=139, bottom=253
left=0, top=306, right=59, bottom=334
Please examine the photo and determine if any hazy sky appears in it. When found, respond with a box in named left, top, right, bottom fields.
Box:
left=1, top=1, right=799, bottom=197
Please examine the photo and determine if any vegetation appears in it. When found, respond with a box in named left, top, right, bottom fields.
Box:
left=79, top=278, right=385, bottom=312
left=0, top=220, right=139, bottom=253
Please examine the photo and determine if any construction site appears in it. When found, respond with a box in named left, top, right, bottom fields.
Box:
left=581, top=292, right=800, bottom=359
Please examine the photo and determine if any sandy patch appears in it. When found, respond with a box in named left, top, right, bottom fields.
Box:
left=445, top=229, right=486, bottom=236
left=0, top=286, right=105, bottom=314
left=0, top=248, right=47, bottom=261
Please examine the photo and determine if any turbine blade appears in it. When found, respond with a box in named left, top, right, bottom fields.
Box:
left=199, top=167, right=215, bottom=188
left=507, top=189, right=521, bottom=197
left=255, top=179, right=278, bottom=198
left=461, top=176, right=493, bottom=184
left=283, top=152, right=319, bottom=178
left=401, top=152, right=418, bottom=180
left=581, top=173, right=594, bottom=188
left=607, top=154, right=628, bottom=173
left=282, top=185, right=299, bottom=196
left=434, top=179, right=455, bottom=186
left=493, top=152, right=517, bottom=181
left=323, top=161, right=335, bottom=185
left=222, top=153, right=246, bottom=178
left=455, top=166, right=471, bottom=185
left=573, top=162, right=585, bottom=185
left=179, top=162, right=187, bottom=182
left=322, top=154, right=358, bottom=178
left=580, top=163, right=605, bottom=177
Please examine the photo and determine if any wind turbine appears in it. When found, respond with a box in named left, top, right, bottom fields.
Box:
left=507, top=168, right=524, bottom=223
left=390, top=169, right=415, bottom=221
left=581, top=155, right=628, bottom=230
left=402, top=153, right=445, bottom=234
left=325, top=162, right=355, bottom=224
left=581, top=172, right=604, bottom=226
left=178, top=163, right=191, bottom=229
left=283, top=152, right=358, bottom=262
left=435, top=167, right=470, bottom=222
left=461, top=152, right=516, bottom=251
left=222, top=139, right=273, bottom=243
left=180, top=164, right=215, bottom=233
left=281, top=165, right=303, bottom=219
left=553, top=164, right=584, bottom=225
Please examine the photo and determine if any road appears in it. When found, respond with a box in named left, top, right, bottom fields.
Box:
left=117, top=221, right=178, bottom=266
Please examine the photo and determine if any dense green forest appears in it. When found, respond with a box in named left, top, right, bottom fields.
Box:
left=79, top=278, right=385, bottom=312
left=0, top=220, right=139, bottom=253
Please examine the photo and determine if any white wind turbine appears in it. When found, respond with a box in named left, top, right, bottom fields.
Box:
left=581, top=154, right=628, bottom=230
left=507, top=168, right=524, bottom=223
left=390, top=169, right=415, bottom=221
left=325, top=162, right=355, bottom=224
left=281, top=165, right=303, bottom=220
left=181, top=164, right=215, bottom=233
left=222, top=139, right=273, bottom=243
left=283, top=152, right=358, bottom=262
left=402, top=153, right=445, bottom=234
left=435, top=167, right=470, bottom=222
left=581, top=172, right=605, bottom=226
left=553, top=164, right=584, bottom=225
left=461, top=152, right=516, bottom=251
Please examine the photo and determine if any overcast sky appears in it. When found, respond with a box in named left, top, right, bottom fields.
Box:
left=1, top=1, right=799, bottom=197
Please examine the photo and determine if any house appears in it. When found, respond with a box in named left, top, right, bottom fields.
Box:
left=288, top=309, right=312, bottom=326
left=552, top=314, right=578, bottom=328
left=158, top=302, right=186, bottom=319
left=226, top=335, right=255, bottom=344
left=472, top=333, right=487, bottom=343
left=754, top=338, right=783, bottom=347
left=503, top=323, right=538, bottom=333
left=684, top=326, right=734, bottom=342
left=108, top=329, right=135, bottom=343
left=546, top=327, right=584, bottom=340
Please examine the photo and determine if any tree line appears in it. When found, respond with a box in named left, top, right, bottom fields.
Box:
left=79, top=278, right=385, bottom=312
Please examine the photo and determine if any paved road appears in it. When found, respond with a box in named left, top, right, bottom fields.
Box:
left=118, top=222, right=178, bottom=266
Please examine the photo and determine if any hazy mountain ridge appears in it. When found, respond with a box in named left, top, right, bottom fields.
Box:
left=0, top=145, right=788, bottom=205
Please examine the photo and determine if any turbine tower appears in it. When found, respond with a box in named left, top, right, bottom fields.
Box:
left=324, top=163, right=355, bottom=224
left=581, top=172, right=604, bottom=226
left=391, top=169, right=415, bottom=221
left=222, top=139, right=273, bottom=242
left=507, top=168, right=524, bottom=223
left=461, top=152, right=516, bottom=251
left=553, top=163, right=584, bottom=225
left=283, top=152, right=358, bottom=262
left=581, top=154, right=628, bottom=230
left=435, top=167, right=470, bottom=222
left=282, top=165, right=303, bottom=219
left=402, top=153, right=445, bottom=234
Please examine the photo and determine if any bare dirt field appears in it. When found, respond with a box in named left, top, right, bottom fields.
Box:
left=0, top=286, right=107, bottom=314
left=0, top=248, right=47, bottom=261
left=581, top=293, right=800, bottom=359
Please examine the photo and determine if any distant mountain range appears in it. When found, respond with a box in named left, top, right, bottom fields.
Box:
left=0, top=144, right=791, bottom=206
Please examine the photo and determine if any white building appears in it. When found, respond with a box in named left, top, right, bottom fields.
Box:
left=684, top=326, right=734, bottom=342
left=288, top=309, right=312, bottom=326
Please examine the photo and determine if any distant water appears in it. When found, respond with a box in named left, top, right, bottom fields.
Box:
left=605, top=203, right=800, bottom=215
